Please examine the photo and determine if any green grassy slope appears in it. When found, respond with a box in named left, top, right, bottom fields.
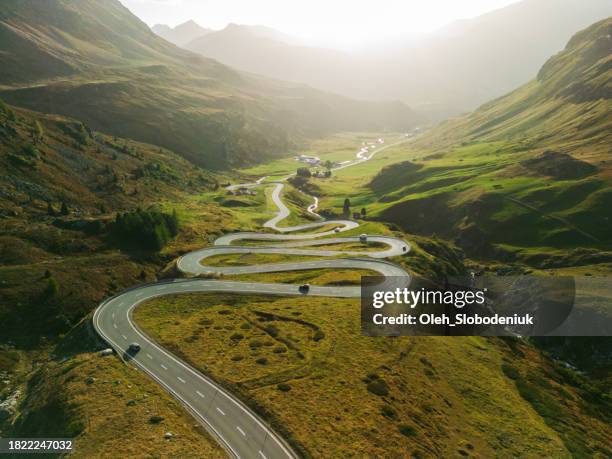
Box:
left=365, top=18, right=611, bottom=263
left=0, top=0, right=419, bottom=169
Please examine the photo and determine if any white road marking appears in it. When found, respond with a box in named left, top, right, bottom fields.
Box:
left=121, top=334, right=127, bottom=340
left=112, top=313, right=115, bottom=319
left=113, top=323, right=117, bottom=329
left=146, top=353, right=153, bottom=360
left=93, top=148, right=411, bottom=459
left=161, top=364, right=168, bottom=370
left=177, top=376, right=186, bottom=383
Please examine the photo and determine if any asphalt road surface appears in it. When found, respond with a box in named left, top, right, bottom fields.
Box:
left=94, top=139, right=411, bottom=458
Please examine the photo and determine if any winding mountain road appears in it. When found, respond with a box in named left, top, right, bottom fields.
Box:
left=93, top=139, right=411, bottom=458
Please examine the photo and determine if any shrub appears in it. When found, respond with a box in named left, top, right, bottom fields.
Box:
left=65, top=419, right=85, bottom=437
left=264, top=325, right=279, bottom=337
left=148, top=415, right=164, bottom=424
left=255, top=357, right=268, bottom=365
left=313, top=329, right=325, bottom=342
left=277, top=383, right=291, bottom=392
left=398, top=424, right=417, bottom=437
left=230, top=333, right=244, bottom=341
left=501, top=363, right=520, bottom=380
left=22, top=143, right=39, bottom=157
left=367, top=379, right=389, bottom=396
left=381, top=405, right=396, bottom=419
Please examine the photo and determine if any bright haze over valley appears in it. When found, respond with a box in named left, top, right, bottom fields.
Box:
left=131, top=0, right=612, bottom=119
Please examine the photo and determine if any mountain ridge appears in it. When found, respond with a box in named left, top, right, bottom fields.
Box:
left=369, top=17, right=611, bottom=259
left=0, top=0, right=418, bottom=169
left=181, top=0, right=612, bottom=119
left=152, top=20, right=212, bottom=46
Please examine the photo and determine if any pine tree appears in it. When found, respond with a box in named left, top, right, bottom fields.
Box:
left=343, top=198, right=351, bottom=216
left=60, top=201, right=69, bottom=216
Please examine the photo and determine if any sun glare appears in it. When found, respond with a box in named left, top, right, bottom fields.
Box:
left=121, top=0, right=520, bottom=48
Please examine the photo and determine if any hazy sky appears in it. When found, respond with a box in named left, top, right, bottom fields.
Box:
left=120, top=0, right=521, bottom=48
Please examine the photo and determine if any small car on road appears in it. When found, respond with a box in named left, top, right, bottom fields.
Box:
left=128, top=342, right=141, bottom=354
left=299, top=284, right=310, bottom=293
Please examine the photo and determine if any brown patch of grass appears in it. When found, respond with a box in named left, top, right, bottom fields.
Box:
left=134, top=293, right=611, bottom=457
left=12, top=352, right=224, bottom=458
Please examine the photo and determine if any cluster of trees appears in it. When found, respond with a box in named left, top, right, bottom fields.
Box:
left=296, top=166, right=332, bottom=179
left=112, top=208, right=180, bottom=251
left=342, top=198, right=367, bottom=219
left=297, top=167, right=311, bottom=178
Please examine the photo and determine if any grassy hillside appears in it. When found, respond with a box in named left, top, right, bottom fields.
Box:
left=0, top=98, right=223, bottom=343
left=0, top=0, right=419, bottom=169
left=135, top=292, right=611, bottom=457
left=362, top=18, right=611, bottom=264
left=3, top=320, right=224, bottom=458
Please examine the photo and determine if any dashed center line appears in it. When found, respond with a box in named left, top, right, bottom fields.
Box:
left=161, top=364, right=168, bottom=370
left=121, top=334, right=127, bottom=340
left=196, top=391, right=205, bottom=398
left=113, top=324, right=117, bottom=329
left=259, top=451, right=268, bottom=459
left=236, top=426, right=246, bottom=437
left=177, top=376, right=186, bottom=383
left=146, top=354, right=153, bottom=360
left=216, top=407, right=225, bottom=416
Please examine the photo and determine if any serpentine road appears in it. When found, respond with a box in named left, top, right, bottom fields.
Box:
left=93, top=139, right=411, bottom=459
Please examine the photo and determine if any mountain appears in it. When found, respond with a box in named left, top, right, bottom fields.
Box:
left=369, top=17, right=611, bottom=262
left=377, top=0, right=612, bottom=117
left=0, top=96, right=220, bottom=338
left=152, top=20, right=212, bottom=47
left=0, top=0, right=418, bottom=169
left=0, top=99, right=214, bottom=216
left=186, top=24, right=355, bottom=93
left=183, top=0, right=612, bottom=119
